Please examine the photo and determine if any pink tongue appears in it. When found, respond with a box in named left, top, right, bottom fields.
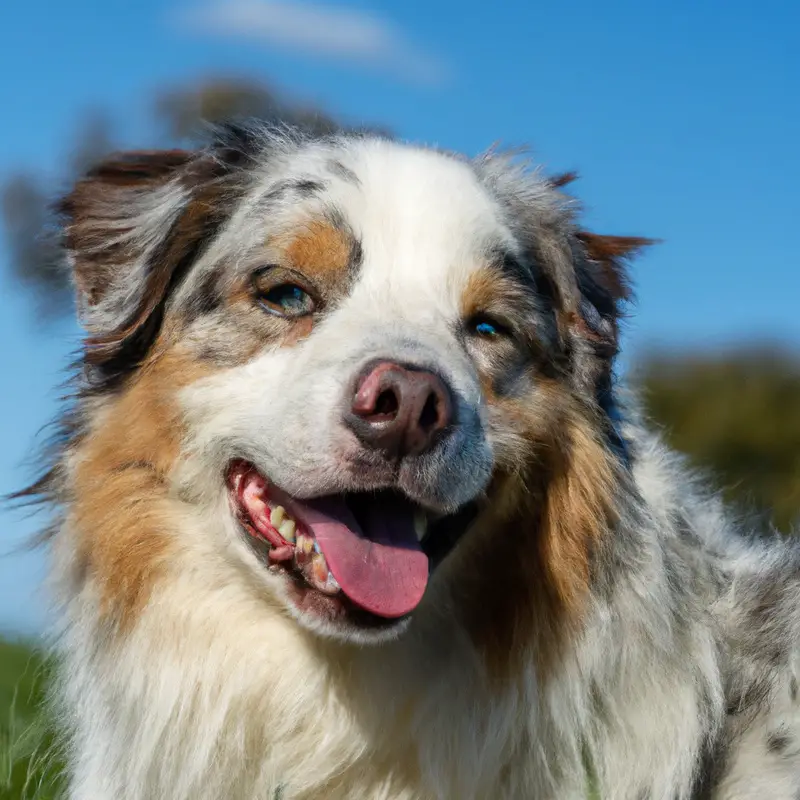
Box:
left=295, top=495, right=429, bottom=619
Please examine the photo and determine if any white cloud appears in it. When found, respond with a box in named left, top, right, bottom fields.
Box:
left=174, top=0, right=450, bottom=85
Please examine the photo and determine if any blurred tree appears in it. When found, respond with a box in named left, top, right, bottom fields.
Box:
left=1, top=173, right=67, bottom=312
left=0, top=76, right=384, bottom=318
left=1, top=111, right=115, bottom=316
left=636, top=346, right=800, bottom=533
left=154, top=77, right=345, bottom=142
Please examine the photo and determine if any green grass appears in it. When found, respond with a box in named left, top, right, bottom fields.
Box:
left=0, top=639, right=62, bottom=800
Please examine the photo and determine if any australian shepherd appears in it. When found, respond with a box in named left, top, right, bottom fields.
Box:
left=19, top=124, right=800, bottom=798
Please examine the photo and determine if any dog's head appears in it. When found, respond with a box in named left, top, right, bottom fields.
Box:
left=54, top=126, right=649, bottom=651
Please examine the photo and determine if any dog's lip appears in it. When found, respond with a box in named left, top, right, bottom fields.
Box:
left=420, top=501, right=480, bottom=569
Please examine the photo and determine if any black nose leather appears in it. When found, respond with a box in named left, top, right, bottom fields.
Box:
left=345, top=361, right=454, bottom=458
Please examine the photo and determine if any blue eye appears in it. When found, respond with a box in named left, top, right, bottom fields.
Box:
left=255, top=271, right=317, bottom=318
left=265, top=284, right=312, bottom=313
left=475, top=320, right=499, bottom=337
left=470, top=315, right=508, bottom=339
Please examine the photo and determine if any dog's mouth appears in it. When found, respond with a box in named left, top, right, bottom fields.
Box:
left=227, top=460, right=473, bottom=625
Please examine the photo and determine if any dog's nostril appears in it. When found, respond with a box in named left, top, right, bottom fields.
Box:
left=375, top=388, right=399, bottom=419
left=419, top=392, right=440, bottom=432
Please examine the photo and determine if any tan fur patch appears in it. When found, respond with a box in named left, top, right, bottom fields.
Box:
left=71, top=345, right=211, bottom=627
left=460, top=267, right=503, bottom=321
left=536, top=395, right=616, bottom=612
left=282, top=219, right=353, bottom=291
left=456, top=381, right=617, bottom=680
left=459, top=264, right=537, bottom=323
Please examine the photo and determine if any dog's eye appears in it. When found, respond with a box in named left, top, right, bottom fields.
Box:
left=467, top=315, right=510, bottom=339
left=262, top=284, right=315, bottom=316
left=253, top=268, right=318, bottom=318
left=475, top=321, right=498, bottom=337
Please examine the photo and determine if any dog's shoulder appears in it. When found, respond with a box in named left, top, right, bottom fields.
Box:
left=705, top=524, right=800, bottom=797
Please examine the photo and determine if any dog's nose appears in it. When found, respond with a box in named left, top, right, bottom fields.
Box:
left=346, top=361, right=454, bottom=458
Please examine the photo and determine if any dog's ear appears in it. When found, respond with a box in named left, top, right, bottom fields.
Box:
left=563, top=232, right=653, bottom=464
left=570, top=231, right=654, bottom=357
left=59, top=148, right=228, bottom=372
left=544, top=172, right=654, bottom=357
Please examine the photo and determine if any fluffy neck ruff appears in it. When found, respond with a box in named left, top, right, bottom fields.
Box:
left=46, top=402, right=727, bottom=799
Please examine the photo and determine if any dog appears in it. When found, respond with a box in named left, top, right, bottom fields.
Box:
left=19, top=123, right=800, bottom=799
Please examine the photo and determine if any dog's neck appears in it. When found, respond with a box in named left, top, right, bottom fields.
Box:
left=51, top=426, right=736, bottom=799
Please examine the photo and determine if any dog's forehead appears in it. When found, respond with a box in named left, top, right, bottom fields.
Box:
left=334, top=142, right=515, bottom=295
left=247, top=140, right=521, bottom=316
left=180, top=139, right=537, bottom=326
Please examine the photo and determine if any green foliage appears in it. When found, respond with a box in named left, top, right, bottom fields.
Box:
left=636, top=346, right=800, bottom=533
left=0, top=640, right=62, bottom=800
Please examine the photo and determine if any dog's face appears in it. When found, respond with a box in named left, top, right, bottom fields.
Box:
left=59, top=128, right=647, bottom=648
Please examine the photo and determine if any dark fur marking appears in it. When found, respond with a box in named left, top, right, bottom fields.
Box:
left=767, top=729, right=793, bottom=755
left=261, top=180, right=293, bottom=204
left=727, top=677, right=772, bottom=716
left=261, top=178, right=323, bottom=205
left=791, top=676, right=798, bottom=701
left=490, top=359, right=535, bottom=399
left=189, top=266, right=225, bottom=315
left=689, top=731, right=730, bottom=800
left=327, top=159, right=360, bottom=185
left=349, top=238, right=364, bottom=274
left=294, top=178, right=325, bottom=196
left=500, top=251, right=535, bottom=287
left=485, top=245, right=536, bottom=288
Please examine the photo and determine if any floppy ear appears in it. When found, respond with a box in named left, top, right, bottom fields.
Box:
left=59, top=148, right=230, bottom=375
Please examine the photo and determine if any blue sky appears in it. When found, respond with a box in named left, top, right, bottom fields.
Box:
left=1, top=0, right=798, bottom=636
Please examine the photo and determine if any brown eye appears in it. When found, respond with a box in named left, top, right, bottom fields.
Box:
left=253, top=268, right=317, bottom=318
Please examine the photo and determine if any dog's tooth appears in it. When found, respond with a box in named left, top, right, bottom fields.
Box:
left=300, top=534, right=314, bottom=555
left=311, top=552, right=329, bottom=583
left=308, top=553, right=340, bottom=595
left=293, top=535, right=309, bottom=568
left=279, top=519, right=296, bottom=543
left=413, top=508, right=428, bottom=542
left=271, top=506, right=286, bottom=527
